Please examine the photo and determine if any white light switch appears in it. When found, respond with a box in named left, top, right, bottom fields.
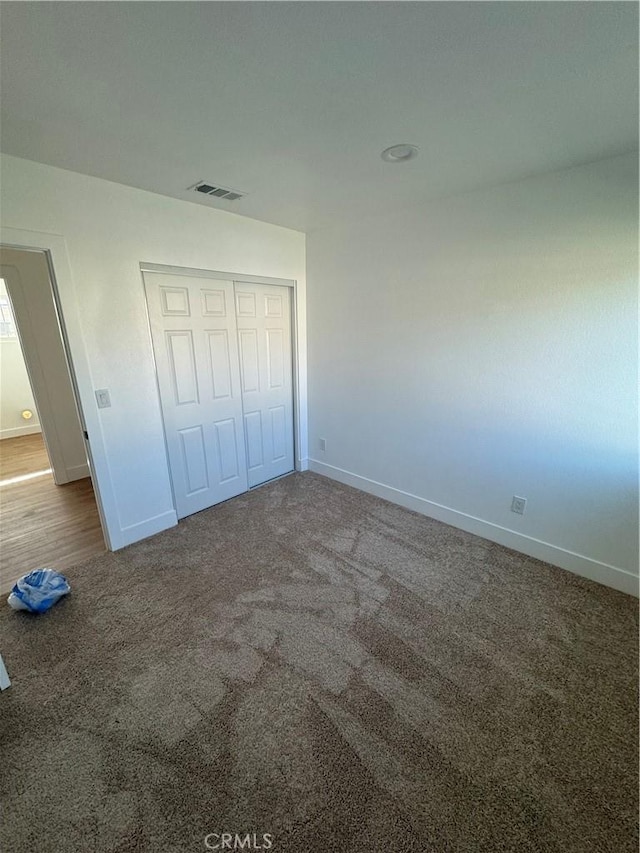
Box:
left=95, top=389, right=111, bottom=409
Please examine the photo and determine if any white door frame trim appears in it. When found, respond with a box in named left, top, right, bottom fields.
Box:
left=139, top=262, right=305, bottom=477
left=0, top=227, right=115, bottom=549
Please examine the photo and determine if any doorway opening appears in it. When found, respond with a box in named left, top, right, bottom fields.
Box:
left=0, top=248, right=105, bottom=594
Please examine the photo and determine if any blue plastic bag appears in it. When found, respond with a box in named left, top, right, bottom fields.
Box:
left=7, top=569, right=71, bottom=614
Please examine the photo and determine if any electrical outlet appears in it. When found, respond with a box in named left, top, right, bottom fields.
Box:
left=319, top=438, right=326, bottom=452
left=511, top=496, right=527, bottom=515
left=95, top=389, right=111, bottom=409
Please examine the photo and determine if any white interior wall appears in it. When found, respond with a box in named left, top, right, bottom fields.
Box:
left=0, top=154, right=307, bottom=549
left=307, top=153, right=638, bottom=595
left=0, top=278, right=41, bottom=439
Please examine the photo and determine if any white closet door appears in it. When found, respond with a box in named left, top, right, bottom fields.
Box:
left=235, top=282, right=294, bottom=487
left=143, top=272, right=248, bottom=519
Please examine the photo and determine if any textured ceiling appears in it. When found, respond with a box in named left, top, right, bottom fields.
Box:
left=1, top=2, right=637, bottom=232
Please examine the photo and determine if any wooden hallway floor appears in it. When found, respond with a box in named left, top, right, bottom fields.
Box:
left=0, top=434, right=105, bottom=594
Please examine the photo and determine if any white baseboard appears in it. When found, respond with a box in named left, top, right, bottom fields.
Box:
left=115, top=509, right=178, bottom=550
left=308, top=459, right=639, bottom=598
left=298, top=457, right=309, bottom=472
left=0, top=424, right=42, bottom=439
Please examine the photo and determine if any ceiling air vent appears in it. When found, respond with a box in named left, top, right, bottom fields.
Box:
left=188, top=181, right=245, bottom=201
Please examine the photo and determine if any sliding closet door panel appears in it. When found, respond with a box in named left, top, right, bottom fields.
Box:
left=235, top=282, right=294, bottom=487
left=144, top=272, right=248, bottom=519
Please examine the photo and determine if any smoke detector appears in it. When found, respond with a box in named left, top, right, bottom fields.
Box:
left=381, top=144, right=419, bottom=163
left=188, top=181, right=246, bottom=201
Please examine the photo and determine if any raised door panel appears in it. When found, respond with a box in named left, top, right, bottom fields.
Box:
left=269, top=405, right=287, bottom=463
left=239, top=329, right=260, bottom=393
left=244, top=411, right=264, bottom=472
left=166, top=331, right=199, bottom=406
left=201, top=288, right=227, bottom=317
left=266, top=329, right=285, bottom=389
left=264, top=293, right=283, bottom=318
left=178, top=426, right=209, bottom=495
left=236, top=291, right=256, bottom=317
left=160, top=286, right=190, bottom=316
left=213, top=418, right=241, bottom=484
left=207, top=331, right=233, bottom=400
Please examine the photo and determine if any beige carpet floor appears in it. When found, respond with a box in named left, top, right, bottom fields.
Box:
left=0, top=472, right=637, bottom=852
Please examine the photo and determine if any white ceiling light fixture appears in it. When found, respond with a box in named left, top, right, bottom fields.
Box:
left=381, top=144, right=419, bottom=163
